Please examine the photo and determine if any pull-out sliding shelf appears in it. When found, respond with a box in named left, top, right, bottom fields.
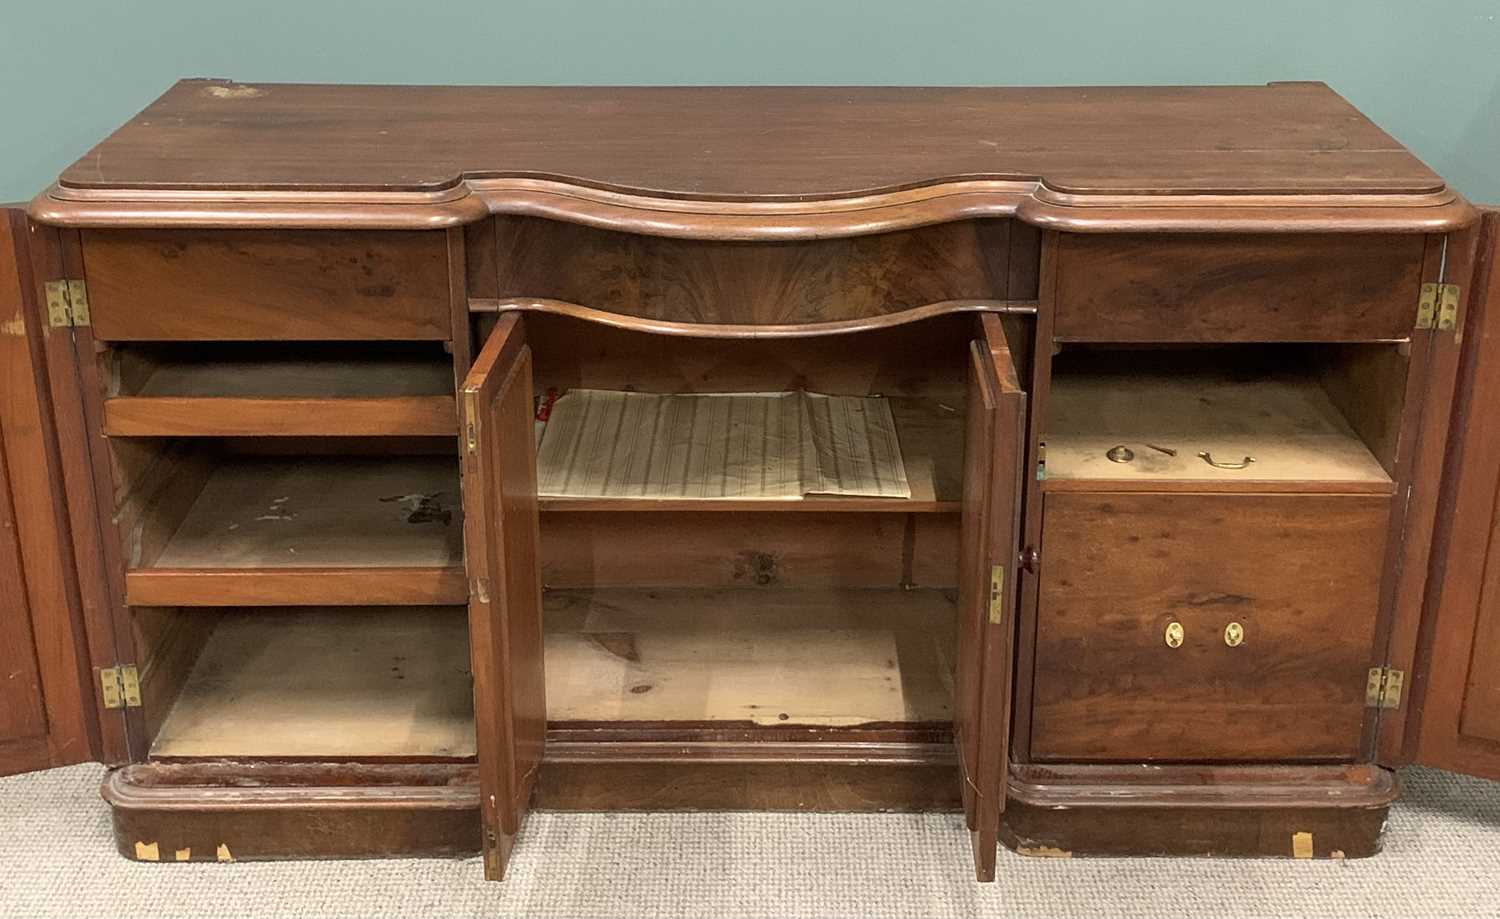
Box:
left=125, top=455, right=465, bottom=606
left=101, top=343, right=458, bottom=437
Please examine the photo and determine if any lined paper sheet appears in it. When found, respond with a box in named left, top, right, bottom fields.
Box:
left=536, top=390, right=910, bottom=500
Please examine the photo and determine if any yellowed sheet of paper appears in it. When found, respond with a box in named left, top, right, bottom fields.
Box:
left=536, top=390, right=910, bottom=500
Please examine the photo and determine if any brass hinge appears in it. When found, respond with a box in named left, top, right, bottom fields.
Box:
left=99, top=665, right=142, bottom=710
left=987, top=565, right=1005, bottom=624
left=1416, top=283, right=1460, bottom=333
left=1366, top=666, right=1405, bottom=709
left=44, top=279, right=90, bottom=328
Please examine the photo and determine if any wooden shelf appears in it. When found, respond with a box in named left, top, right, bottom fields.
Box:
left=1043, top=372, right=1396, bottom=493
left=538, top=397, right=963, bottom=513
left=151, top=607, right=474, bottom=760
left=127, top=456, right=465, bottom=606
left=103, top=345, right=456, bottom=436
left=543, top=587, right=957, bottom=726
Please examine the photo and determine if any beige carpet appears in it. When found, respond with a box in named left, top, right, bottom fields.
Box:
left=1, top=763, right=1497, bottom=918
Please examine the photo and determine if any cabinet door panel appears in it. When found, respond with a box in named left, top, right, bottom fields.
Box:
left=460, top=313, right=546, bottom=880
left=955, top=314, right=1027, bottom=881
left=0, top=209, right=96, bottom=776
left=0, top=435, right=49, bottom=745
left=1413, top=210, right=1500, bottom=779
left=1032, top=492, right=1388, bottom=762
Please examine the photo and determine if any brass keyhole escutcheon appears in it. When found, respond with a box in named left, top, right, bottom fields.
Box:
left=1224, top=622, right=1245, bottom=647
left=1164, top=621, right=1184, bottom=648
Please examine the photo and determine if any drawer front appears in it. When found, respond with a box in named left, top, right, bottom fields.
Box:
left=1030, top=491, right=1389, bottom=762
left=1054, top=233, right=1425, bottom=342
left=83, top=229, right=451, bottom=341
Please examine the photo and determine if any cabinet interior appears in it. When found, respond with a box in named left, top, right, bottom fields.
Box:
left=110, top=437, right=462, bottom=572
left=137, top=606, right=474, bottom=760
left=529, top=313, right=987, bottom=735
left=1043, top=343, right=1408, bottom=490
left=126, top=312, right=1019, bottom=760
left=104, top=341, right=455, bottom=400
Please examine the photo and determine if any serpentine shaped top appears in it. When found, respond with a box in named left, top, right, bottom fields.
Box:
left=31, top=80, right=1472, bottom=235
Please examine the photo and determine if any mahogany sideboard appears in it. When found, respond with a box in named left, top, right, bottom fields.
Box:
left=2, top=81, right=1499, bottom=882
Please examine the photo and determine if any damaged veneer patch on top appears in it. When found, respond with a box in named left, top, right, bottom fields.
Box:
left=204, top=84, right=265, bottom=100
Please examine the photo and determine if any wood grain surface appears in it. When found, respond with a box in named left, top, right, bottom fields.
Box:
left=82, top=229, right=450, bottom=340
left=1031, top=491, right=1389, bottom=762
left=32, top=82, right=1471, bottom=233
left=56, top=83, right=1445, bottom=198
left=1054, top=234, right=1426, bottom=341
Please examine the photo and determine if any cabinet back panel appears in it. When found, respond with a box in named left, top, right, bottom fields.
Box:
left=524, top=313, right=974, bottom=405
left=541, top=511, right=959, bottom=589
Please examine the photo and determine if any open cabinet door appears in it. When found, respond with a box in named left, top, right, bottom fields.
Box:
left=0, top=209, right=99, bottom=776
left=461, top=313, right=547, bottom=880
left=955, top=314, right=1029, bottom=881
left=1409, top=209, right=1500, bottom=781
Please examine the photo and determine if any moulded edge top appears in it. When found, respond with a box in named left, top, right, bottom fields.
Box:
left=30, top=81, right=1477, bottom=235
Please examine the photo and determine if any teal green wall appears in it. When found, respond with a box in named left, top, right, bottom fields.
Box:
left=2, top=1, right=1496, bottom=202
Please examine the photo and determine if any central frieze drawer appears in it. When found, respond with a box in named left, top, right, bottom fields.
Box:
left=1030, top=491, right=1390, bottom=762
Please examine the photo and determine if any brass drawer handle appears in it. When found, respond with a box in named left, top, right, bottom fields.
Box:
left=1197, top=451, right=1255, bottom=469
left=1164, top=621, right=1185, bottom=648
left=1224, top=621, right=1245, bottom=647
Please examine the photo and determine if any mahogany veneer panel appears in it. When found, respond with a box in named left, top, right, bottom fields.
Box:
left=0, top=209, right=96, bottom=774
left=1410, top=209, right=1500, bottom=778
left=1054, top=234, right=1425, bottom=341
left=493, top=218, right=1025, bottom=324
left=0, top=435, right=48, bottom=743
left=82, top=229, right=450, bottom=340
left=1031, top=492, right=1389, bottom=762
